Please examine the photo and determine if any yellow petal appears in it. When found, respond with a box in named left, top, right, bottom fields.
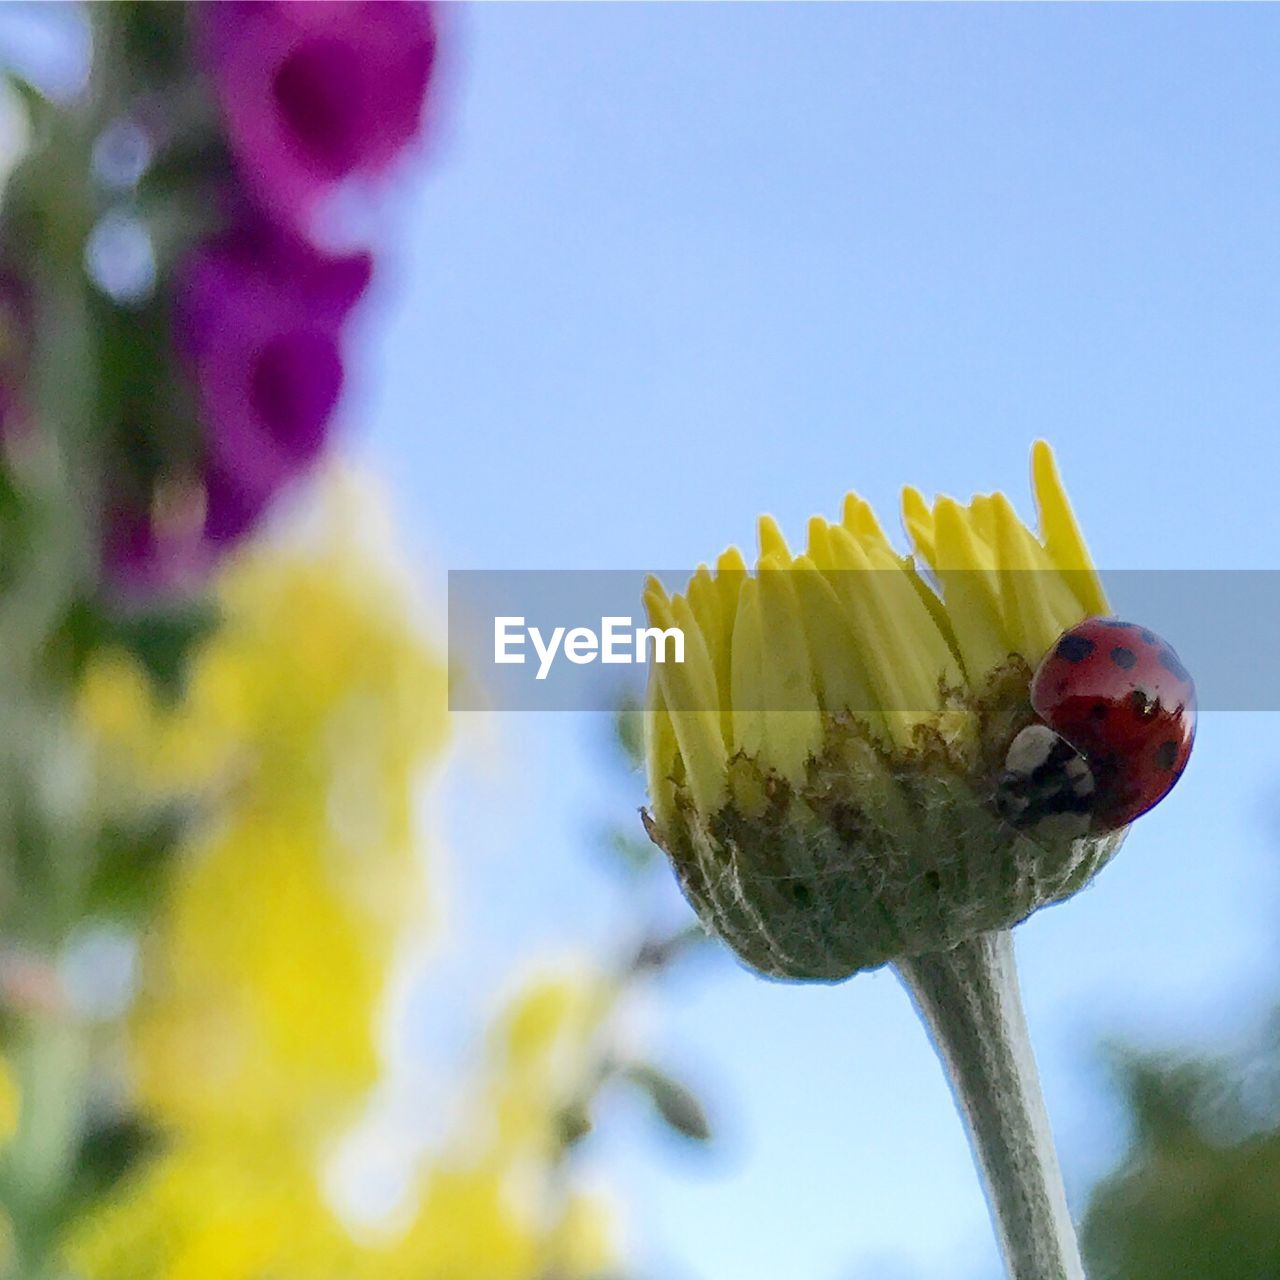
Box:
left=842, top=492, right=891, bottom=546
left=754, top=555, right=823, bottom=783
left=805, top=516, right=837, bottom=571
left=900, top=486, right=936, bottom=564
left=930, top=498, right=1009, bottom=681
left=967, top=494, right=999, bottom=553
left=757, top=515, right=791, bottom=564
left=935, top=496, right=997, bottom=573
left=730, top=576, right=769, bottom=762
left=901, top=555, right=964, bottom=675
left=990, top=495, right=1088, bottom=663
left=824, top=527, right=958, bottom=745
left=790, top=554, right=888, bottom=742
left=860, top=538, right=965, bottom=690
left=644, top=672, right=679, bottom=828
left=686, top=565, right=731, bottom=748
left=716, top=546, right=748, bottom=576
left=714, top=549, right=748, bottom=744
left=1031, top=440, right=1109, bottom=616
left=643, top=578, right=727, bottom=814
left=686, top=565, right=721, bottom=645
left=714, top=546, right=748, bottom=639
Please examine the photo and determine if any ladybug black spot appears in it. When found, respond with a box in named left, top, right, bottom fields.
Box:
left=1154, top=739, right=1178, bottom=770
left=1110, top=646, right=1137, bottom=670
left=1140, top=629, right=1157, bottom=645
left=1056, top=634, right=1095, bottom=663
left=1130, top=689, right=1158, bottom=720
left=1090, top=702, right=1109, bottom=721
left=1158, top=648, right=1190, bottom=683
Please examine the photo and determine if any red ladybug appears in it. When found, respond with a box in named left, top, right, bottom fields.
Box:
left=1007, top=617, right=1195, bottom=832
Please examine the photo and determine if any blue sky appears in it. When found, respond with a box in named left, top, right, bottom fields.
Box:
left=352, top=7, right=1280, bottom=1278
left=7, top=3, right=1280, bottom=1277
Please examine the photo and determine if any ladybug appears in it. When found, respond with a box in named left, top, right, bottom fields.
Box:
left=998, top=617, right=1196, bottom=833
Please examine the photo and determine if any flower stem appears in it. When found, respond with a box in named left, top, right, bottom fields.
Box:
left=894, top=929, right=1085, bottom=1280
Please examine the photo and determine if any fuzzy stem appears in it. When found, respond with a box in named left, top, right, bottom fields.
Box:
left=895, top=929, right=1085, bottom=1280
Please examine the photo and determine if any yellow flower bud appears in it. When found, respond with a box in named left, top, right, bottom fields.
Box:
left=642, top=442, right=1122, bottom=981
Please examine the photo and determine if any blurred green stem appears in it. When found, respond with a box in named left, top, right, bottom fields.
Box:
left=4, top=1013, right=90, bottom=1278
left=0, top=18, right=120, bottom=1274
left=896, top=930, right=1085, bottom=1280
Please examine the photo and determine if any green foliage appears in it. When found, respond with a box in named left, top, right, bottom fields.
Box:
left=1083, top=1048, right=1280, bottom=1280
left=612, top=696, right=645, bottom=774
left=85, top=801, right=192, bottom=924
left=44, top=597, right=221, bottom=702
left=602, top=829, right=659, bottom=875
left=621, top=1063, right=711, bottom=1144
left=110, top=1, right=190, bottom=84
left=57, top=1116, right=161, bottom=1233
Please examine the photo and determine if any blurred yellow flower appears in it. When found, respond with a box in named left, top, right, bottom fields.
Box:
left=67, top=1141, right=363, bottom=1280
left=383, top=1165, right=543, bottom=1280
left=371, top=971, right=620, bottom=1280
left=110, top=494, right=443, bottom=1144
left=68, top=475, right=618, bottom=1280
left=0, top=1057, right=19, bottom=1147
left=487, top=972, right=614, bottom=1156
left=545, top=1191, right=616, bottom=1276
left=129, top=819, right=394, bottom=1141
left=68, top=477, right=445, bottom=1276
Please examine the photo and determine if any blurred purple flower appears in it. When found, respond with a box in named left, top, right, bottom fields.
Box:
left=174, top=219, right=371, bottom=512
left=103, top=461, right=279, bottom=595
left=102, top=0, right=433, bottom=596
left=105, top=219, right=372, bottom=594
left=195, top=1, right=436, bottom=231
left=102, top=483, right=212, bottom=596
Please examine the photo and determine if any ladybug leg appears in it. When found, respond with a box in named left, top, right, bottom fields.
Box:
left=996, top=724, right=1095, bottom=826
